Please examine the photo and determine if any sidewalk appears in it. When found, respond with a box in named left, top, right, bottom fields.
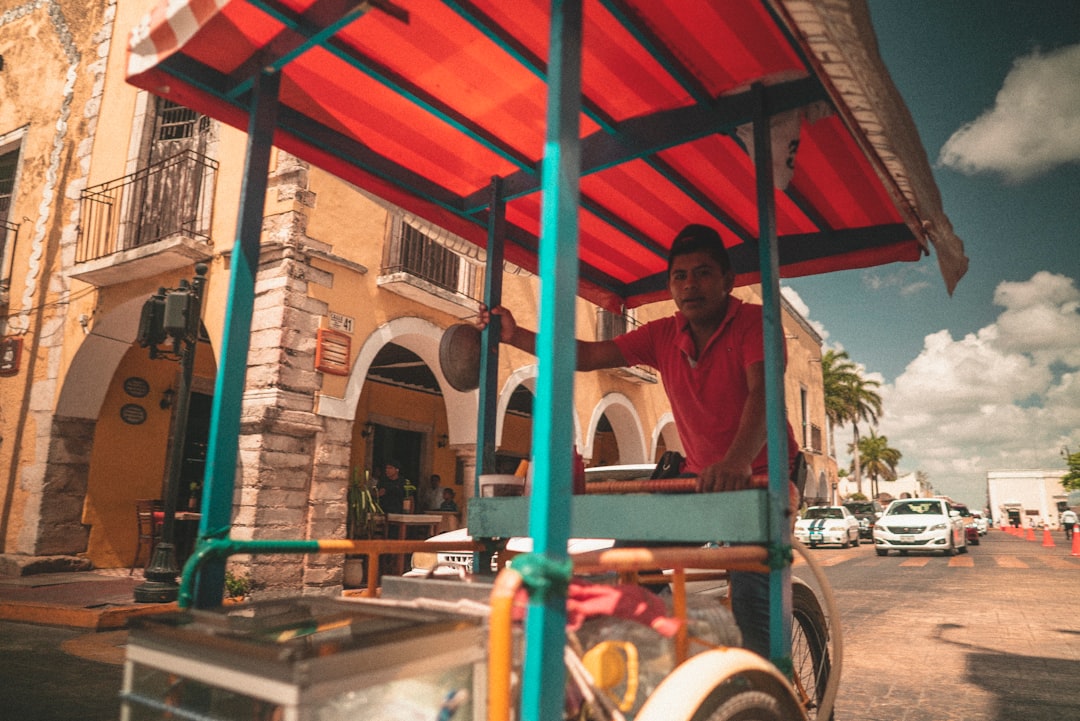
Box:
left=0, top=568, right=176, bottom=630
left=3, top=526, right=1077, bottom=633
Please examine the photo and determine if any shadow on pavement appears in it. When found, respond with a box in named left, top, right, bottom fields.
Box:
left=964, top=651, right=1080, bottom=721
left=935, top=622, right=1080, bottom=721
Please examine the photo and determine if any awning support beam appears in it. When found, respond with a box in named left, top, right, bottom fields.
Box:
left=192, top=68, right=281, bottom=609
left=753, top=82, right=794, bottom=667
left=477, top=176, right=506, bottom=480
left=520, top=2, right=582, bottom=720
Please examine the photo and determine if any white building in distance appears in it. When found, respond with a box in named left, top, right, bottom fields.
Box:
left=986, top=470, right=1071, bottom=529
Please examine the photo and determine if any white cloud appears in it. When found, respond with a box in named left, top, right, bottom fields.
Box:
left=938, top=43, right=1080, bottom=182
left=871, top=272, right=1080, bottom=504
left=861, top=265, right=934, bottom=296
left=780, top=285, right=829, bottom=341
left=899, top=281, right=930, bottom=297
left=992, top=271, right=1080, bottom=362
left=783, top=274, right=1079, bottom=506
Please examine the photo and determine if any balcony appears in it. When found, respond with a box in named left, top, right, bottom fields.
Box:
left=71, top=150, right=217, bottom=287
left=595, top=308, right=658, bottom=384
left=376, top=218, right=484, bottom=318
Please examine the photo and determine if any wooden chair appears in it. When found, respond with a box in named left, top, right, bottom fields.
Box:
left=131, top=499, right=164, bottom=574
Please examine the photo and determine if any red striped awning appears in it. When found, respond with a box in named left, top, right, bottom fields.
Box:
left=127, top=0, right=967, bottom=309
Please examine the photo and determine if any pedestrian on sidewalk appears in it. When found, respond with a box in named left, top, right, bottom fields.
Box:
left=1061, top=508, right=1078, bottom=540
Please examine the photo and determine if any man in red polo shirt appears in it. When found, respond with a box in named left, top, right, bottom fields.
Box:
left=478, top=223, right=798, bottom=657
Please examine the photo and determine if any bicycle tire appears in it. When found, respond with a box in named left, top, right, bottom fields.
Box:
left=792, top=580, right=833, bottom=721
left=695, top=688, right=785, bottom=721
left=635, top=649, right=805, bottom=721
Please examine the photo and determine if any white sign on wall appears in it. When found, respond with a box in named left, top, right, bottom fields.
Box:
left=328, top=312, right=354, bottom=333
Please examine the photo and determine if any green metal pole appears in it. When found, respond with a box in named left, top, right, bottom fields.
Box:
left=752, top=83, right=794, bottom=666
left=477, top=176, right=506, bottom=481
left=475, top=177, right=507, bottom=577
left=520, top=2, right=582, bottom=720
left=193, top=69, right=281, bottom=609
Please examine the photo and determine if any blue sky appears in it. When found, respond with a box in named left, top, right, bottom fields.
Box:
left=782, top=0, right=1080, bottom=508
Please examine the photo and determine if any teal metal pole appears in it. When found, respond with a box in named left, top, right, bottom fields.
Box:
left=475, top=177, right=506, bottom=577
left=477, top=176, right=506, bottom=482
left=752, top=83, right=794, bottom=665
left=192, top=69, right=281, bottom=609
left=519, top=2, right=582, bottom=720
left=179, top=538, right=321, bottom=608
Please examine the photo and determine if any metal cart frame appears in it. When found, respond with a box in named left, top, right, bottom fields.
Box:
left=127, top=2, right=967, bottom=719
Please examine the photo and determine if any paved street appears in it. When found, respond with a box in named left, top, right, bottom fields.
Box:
left=797, top=528, right=1080, bottom=721
left=1, top=528, right=1077, bottom=720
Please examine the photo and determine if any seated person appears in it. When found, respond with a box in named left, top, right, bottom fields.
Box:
left=438, top=487, right=459, bottom=512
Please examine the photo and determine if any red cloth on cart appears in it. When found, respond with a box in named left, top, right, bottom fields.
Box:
left=514, top=580, right=682, bottom=637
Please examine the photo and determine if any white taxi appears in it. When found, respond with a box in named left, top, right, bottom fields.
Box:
left=794, top=505, right=860, bottom=548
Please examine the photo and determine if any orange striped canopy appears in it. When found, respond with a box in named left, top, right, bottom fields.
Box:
left=127, top=0, right=967, bottom=310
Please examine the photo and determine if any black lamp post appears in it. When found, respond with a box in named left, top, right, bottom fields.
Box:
left=134, top=263, right=208, bottom=603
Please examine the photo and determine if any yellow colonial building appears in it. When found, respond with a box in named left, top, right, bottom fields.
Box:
left=0, top=0, right=835, bottom=592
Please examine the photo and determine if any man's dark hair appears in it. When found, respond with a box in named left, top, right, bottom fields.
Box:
left=385, top=459, right=401, bottom=470
left=667, top=224, right=732, bottom=275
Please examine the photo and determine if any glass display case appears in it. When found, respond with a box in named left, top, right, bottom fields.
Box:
left=121, top=597, right=485, bottom=721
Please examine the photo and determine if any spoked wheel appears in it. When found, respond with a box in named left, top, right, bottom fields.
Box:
left=791, top=580, right=833, bottom=721
left=696, top=687, right=785, bottom=721
left=635, top=649, right=805, bottom=721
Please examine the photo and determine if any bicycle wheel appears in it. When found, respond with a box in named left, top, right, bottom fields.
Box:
left=635, top=649, right=805, bottom=721
left=791, top=580, right=833, bottom=721
left=697, top=687, right=784, bottom=721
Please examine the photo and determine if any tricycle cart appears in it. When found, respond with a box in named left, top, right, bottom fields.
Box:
left=123, top=1, right=967, bottom=719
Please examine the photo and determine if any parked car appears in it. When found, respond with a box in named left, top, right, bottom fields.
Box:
left=409, top=464, right=654, bottom=578
left=873, top=498, right=967, bottom=556
left=971, top=512, right=989, bottom=535
left=793, top=505, right=860, bottom=548
left=842, top=500, right=884, bottom=539
left=950, top=503, right=980, bottom=546
left=406, top=525, right=613, bottom=576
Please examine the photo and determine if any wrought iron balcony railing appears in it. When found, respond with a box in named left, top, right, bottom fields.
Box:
left=77, top=150, right=217, bottom=265
left=378, top=218, right=485, bottom=317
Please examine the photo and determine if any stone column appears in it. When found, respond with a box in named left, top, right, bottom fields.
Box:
left=450, top=443, right=478, bottom=526
left=303, top=417, right=353, bottom=592
left=227, top=156, right=340, bottom=597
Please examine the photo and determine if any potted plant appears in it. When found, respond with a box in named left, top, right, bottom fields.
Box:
left=344, top=468, right=384, bottom=587
left=187, top=481, right=202, bottom=511
left=223, top=569, right=252, bottom=603
left=402, top=478, right=417, bottom=513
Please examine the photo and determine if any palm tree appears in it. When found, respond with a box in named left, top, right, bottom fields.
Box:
left=821, top=350, right=883, bottom=496
left=1062, top=449, right=1080, bottom=492
left=850, top=429, right=901, bottom=499
left=822, top=350, right=859, bottom=460
left=915, top=470, right=933, bottom=497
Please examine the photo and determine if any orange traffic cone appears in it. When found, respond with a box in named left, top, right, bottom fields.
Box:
left=1072, top=529, right=1080, bottom=557
left=1025, top=526, right=1036, bottom=541
left=1042, top=528, right=1055, bottom=547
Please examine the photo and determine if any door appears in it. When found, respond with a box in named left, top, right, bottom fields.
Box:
left=372, top=424, right=423, bottom=489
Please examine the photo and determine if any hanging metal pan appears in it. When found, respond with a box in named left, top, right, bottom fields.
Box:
left=439, top=323, right=481, bottom=392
